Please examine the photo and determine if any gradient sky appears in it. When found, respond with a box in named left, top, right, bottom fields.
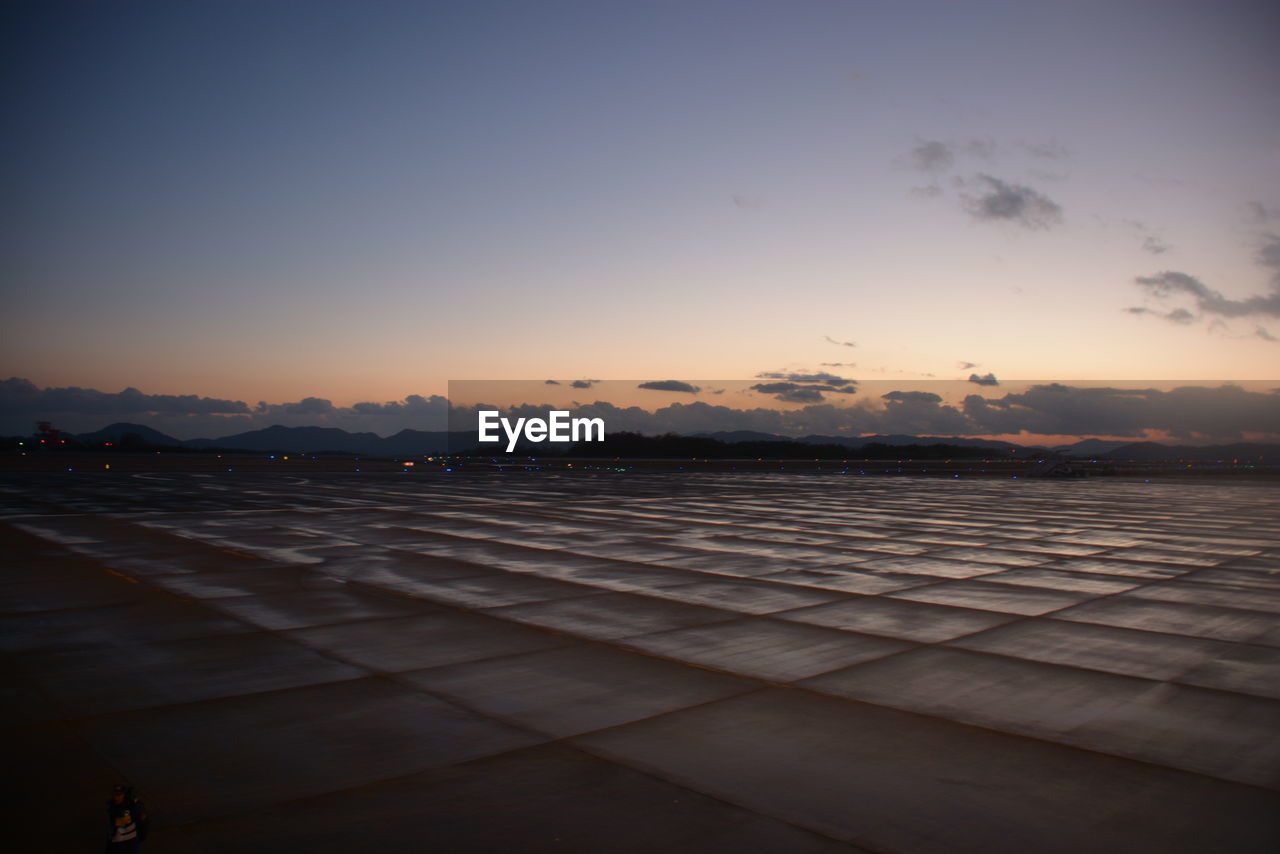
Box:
left=4, top=0, right=1279, bottom=413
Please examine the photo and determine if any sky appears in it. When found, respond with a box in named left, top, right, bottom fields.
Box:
left=2, top=1, right=1279, bottom=440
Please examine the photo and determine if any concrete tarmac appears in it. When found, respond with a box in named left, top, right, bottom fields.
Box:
left=3, top=470, right=1278, bottom=852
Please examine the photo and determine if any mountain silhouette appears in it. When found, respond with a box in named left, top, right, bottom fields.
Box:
left=40, top=422, right=1280, bottom=462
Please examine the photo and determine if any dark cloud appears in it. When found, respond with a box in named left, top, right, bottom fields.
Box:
left=1122, top=219, right=1172, bottom=255
left=751, top=371, right=857, bottom=404
left=962, top=174, right=1062, bottom=229
left=1258, top=235, right=1280, bottom=275
left=1124, top=306, right=1194, bottom=324
left=911, top=140, right=953, bottom=173
left=348, top=394, right=448, bottom=417
left=1245, top=201, right=1279, bottom=224
left=0, top=379, right=454, bottom=438
left=878, top=391, right=973, bottom=434
left=482, top=384, right=1279, bottom=441
left=957, top=361, right=978, bottom=370
left=963, top=384, right=1280, bottom=440
left=281, top=397, right=334, bottom=415
left=0, top=377, right=249, bottom=416
left=820, top=361, right=857, bottom=368
left=964, top=138, right=997, bottom=159
left=11, top=376, right=1278, bottom=446
left=757, top=371, right=853, bottom=385
left=637, top=380, right=701, bottom=394
left=751, top=383, right=828, bottom=404
left=824, top=335, right=856, bottom=348
left=570, top=379, right=597, bottom=389
left=1142, top=235, right=1171, bottom=255
left=1132, top=269, right=1280, bottom=320
left=1256, top=327, right=1278, bottom=342
left=1019, top=140, right=1069, bottom=160
left=545, top=379, right=560, bottom=385
left=882, top=391, right=943, bottom=405
left=968, top=373, right=999, bottom=386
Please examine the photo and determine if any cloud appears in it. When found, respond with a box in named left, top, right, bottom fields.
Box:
left=1124, top=306, right=1195, bottom=324
left=824, top=335, right=856, bottom=348
left=0, top=377, right=249, bottom=416
left=882, top=391, right=943, bottom=404
left=281, top=396, right=334, bottom=415
left=1258, top=234, right=1280, bottom=276
left=753, top=371, right=857, bottom=405
left=1256, top=327, right=1278, bottom=342
left=968, top=373, right=999, bottom=386
left=750, top=370, right=857, bottom=404
left=0, top=378, right=456, bottom=438
left=1019, top=140, right=1069, bottom=160
left=637, top=380, right=701, bottom=394
left=964, top=138, right=997, bottom=159
left=757, top=371, right=854, bottom=385
left=545, top=379, right=560, bottom=385
left=11, top=376, right=1279, bottom=446
left=348, top=394, right=448, bottom=417
left=957, top=361, right=978, bottom=370
left=962, top=174, right=1063, bottom=229
left=1132, top=269, right=1280, bottom=320
left=751, top=383, right=829, bottom=404
left=468, top=384, right=1280, bottom=441
left=965, top=384, right=1280, bottom=440
left=910, top=140, right=953, bottom=173
left=1142, top=235, right=1171, bottom=255
left=570, top=379, right=597, bottom=389
left=877, top=391, right=973, bottom=435
left=1246, top=201, right=1279, bottom=224
left=820, top=362, right=857, bottom=368
left=1121, top=218, right=1173, bottom=255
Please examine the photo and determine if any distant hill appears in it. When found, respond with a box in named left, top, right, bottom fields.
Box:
left=694, top=430, right=792, bottom=444
left=1097, top=442, right=1280, bottom=463
left=184, top=425, right=467, bottom=455
left=1056, top=438, right=1133, bottom=456
left=75, top=423, right=184, bottom=447
left=801, top=434, right=1022, bottom=453
left=697, top=431, right=1023, bottom=452
left=49, top=422, right=1280, bottom=463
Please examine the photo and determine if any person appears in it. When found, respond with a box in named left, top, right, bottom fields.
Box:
left=105, top=784, right=148, bottom=852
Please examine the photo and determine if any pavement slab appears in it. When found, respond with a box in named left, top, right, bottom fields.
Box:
left=5, top=472, right=1280, bottom=853
left=574, top=688, right=1280, bottom=854
left=287, top=611, right=577, bottom=672
left=80, top=678, right=543, bottom=827
left=486, top=590, right=738, bottom=640
left=777, top=595, right=1020, bottom=643
left=401, top=643, right=760, bottom=737
left=150, top=743, right=860, bottom=853
left=625, top=617, right=913, bottom=681
left=16, top=630, right=370, bottom=718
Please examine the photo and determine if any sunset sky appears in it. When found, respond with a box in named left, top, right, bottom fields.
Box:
left=3, top=1, right=1278, bottom=439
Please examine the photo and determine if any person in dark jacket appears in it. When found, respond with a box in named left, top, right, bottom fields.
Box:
left=105, top=784, right=148, bottom=852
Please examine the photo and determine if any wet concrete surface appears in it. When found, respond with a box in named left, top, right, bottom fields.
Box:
left=2, top=470, right=1278, bottom=851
